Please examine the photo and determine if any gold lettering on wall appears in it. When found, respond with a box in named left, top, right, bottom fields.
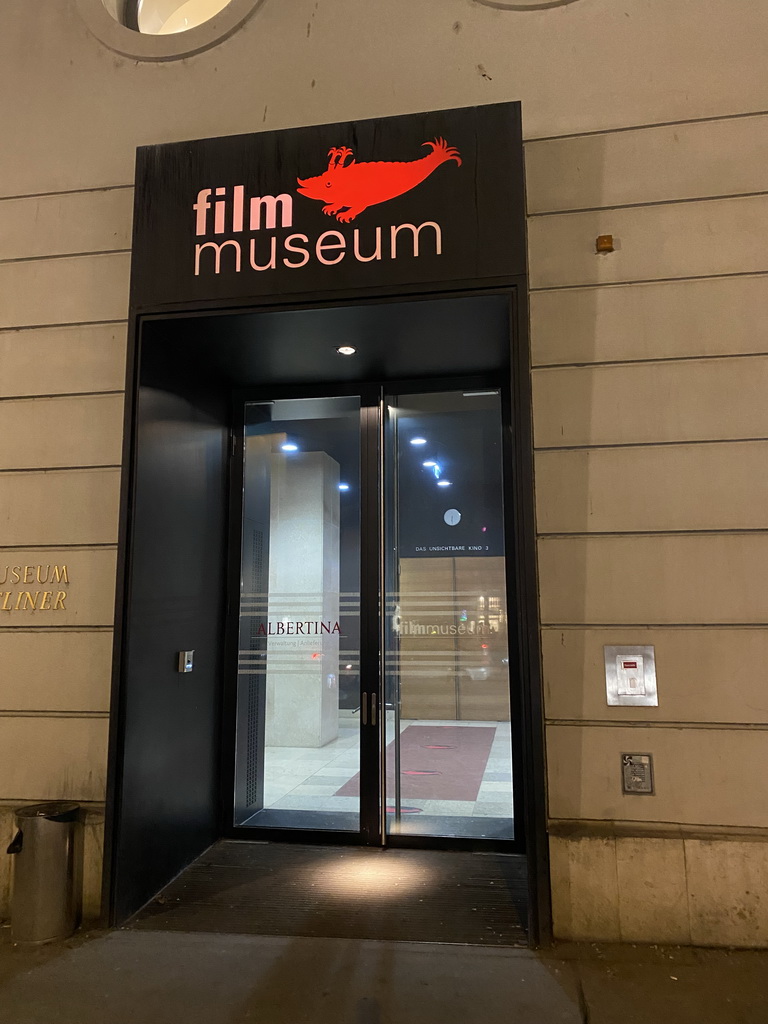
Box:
left=0, top=565, right=70, bottom=613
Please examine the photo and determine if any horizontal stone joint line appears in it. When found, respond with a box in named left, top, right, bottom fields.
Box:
left=547, top=817, right=768, bottom=840
left=0, top=319, right=128, bottom=334
left=527, top=188, right=768, bottom=219
left=535, top=436, right=768, bottom=453
left=0, top=249, right=131, bottom=268
left=530, top=269, right=768, bottom=293
left=0, top=543, right=117, bottom=551
left=547, top=719, right=768, bottom=730
left=0, top=799, right=106, bottom=810
left=0, top=184, right=133, bottom=204
left=0, top=390, right=125, bottom=403
left=532, top=350, right=768, bottom=371
left=0, top=622, right=112, bottom=630
left=0, top=710, right=110, bottom=719
left=541, top=623, right=768, bottom=631
left=538, top=529, right=768, bottom=538
left=524, top=106, right=768, bottom=145
left=542, top=621, right=768, bottom=628
left=0, top=465, right=123, bottom=475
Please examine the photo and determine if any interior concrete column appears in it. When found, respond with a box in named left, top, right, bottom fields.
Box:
left=265, top=451, right=340, bottom=747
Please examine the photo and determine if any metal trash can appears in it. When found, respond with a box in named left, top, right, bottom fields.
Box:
left=6, top=801, right=82, bottom=944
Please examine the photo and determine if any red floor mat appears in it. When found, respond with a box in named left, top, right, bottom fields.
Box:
left=336, top=724, right=496, bottom=801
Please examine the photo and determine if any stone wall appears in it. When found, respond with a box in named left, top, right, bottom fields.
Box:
left=1, top=0, right=767, bottom=940
left=527, top=115, right=768, bottom=946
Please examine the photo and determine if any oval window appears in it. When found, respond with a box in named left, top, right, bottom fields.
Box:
left=83, top=0, right=262, bottom=59
left=125, top=0, right=234, bottom=34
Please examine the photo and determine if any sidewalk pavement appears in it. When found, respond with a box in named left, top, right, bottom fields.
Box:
left=1, top=926, right=766, bottom=1024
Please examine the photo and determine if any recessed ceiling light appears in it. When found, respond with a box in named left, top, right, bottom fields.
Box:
left=336, top=346, right=356, bottom=356
left=437, top=480, right=452, bottom=487
left=338, top=482, right=350, bottom=491
left=410, top=437, right=427, bottom=446
left=422, top=460, right=438, bottom=468
left=281, top=442, right=299, bottom=452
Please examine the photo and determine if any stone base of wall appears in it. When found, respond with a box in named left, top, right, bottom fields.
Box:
left=0, top=802, right=104, bottom=925
left=550, top=827, right=768, bottom=947
left=5, top=808, right=767, bottom=945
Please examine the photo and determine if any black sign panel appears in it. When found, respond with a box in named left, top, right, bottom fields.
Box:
left=130, top=103, right=525, bottom=310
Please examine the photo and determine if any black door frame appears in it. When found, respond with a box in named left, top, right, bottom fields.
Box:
left=105, top=281, right=551, bottom=943
left=378, top=374, right=529, bottom=856
left=222, top=371, right=522, bottom=853
left=222, top=381, right=383, bottom=847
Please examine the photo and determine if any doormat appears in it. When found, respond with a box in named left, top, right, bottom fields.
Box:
left=335, top=724, right=496, bottom=801
left=131, top=841, right=528, bottom=946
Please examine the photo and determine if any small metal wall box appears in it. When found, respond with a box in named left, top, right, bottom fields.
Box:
left=621, top=753, right=654, bottom=795
left=596, top=234, right=614, bottom=252
left=604, top=645, right=657, bottom=706
left=178, top=650, right=194, bottom=673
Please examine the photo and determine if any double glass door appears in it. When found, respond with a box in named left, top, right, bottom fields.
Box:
left=231, top=383, right=518, bottom=846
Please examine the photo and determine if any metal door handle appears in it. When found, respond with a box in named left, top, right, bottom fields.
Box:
left=370, top=693, right=377, bottom=727
left=361, top=692, right=368, bottom=725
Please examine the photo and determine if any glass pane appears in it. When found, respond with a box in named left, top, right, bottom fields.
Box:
left=384, top=390, right=514, bottom=840
left=135, top=0, right=232, bottom=35
left=233, top=397, right=361, bottom=831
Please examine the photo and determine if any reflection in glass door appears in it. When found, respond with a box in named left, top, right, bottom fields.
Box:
left=233, top=396, right=364, bottom=831
left=384, top=390, right=515, bottom=840
left=231, top=385, right=516, bottom=844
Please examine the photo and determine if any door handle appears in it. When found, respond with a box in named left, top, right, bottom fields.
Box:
left=361, top=692, right=368, bottom=725
left=370, top=692, right=377, bottom=727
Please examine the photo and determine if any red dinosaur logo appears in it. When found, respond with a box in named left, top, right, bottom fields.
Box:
left=296, top=138, right=462, bottom=223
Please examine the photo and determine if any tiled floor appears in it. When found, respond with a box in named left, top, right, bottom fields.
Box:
left=261, top=714, right=514, bottom=820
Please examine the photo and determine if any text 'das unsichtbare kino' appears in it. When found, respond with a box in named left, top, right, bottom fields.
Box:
left=0, top=565, right=70, bottom=613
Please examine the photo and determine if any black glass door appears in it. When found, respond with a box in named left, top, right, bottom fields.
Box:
left=383, top=388, right=515, bottom=841
left=229, top=383, right=517, bottom=847
left=231, top=389, right=379, bottom=837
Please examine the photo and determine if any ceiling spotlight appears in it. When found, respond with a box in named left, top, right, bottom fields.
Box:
left=410, top=437, right=427, bottom=446
left=336, top=346, right=356, bottom=356
left=437, top=480, right=452, bottom=487
left=281, top=442, right=299, bottom=452
left=338, top=483, right=350, bottom=491
left=422, top=460, right=437, bottom=468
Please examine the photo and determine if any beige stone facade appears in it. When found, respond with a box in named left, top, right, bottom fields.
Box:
left=1, top=0, right=768, bottom=945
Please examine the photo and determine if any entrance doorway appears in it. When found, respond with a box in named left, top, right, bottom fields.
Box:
left=108, top=291, right=545, bottom=934
left=228, top=381, right=521, bottom=849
